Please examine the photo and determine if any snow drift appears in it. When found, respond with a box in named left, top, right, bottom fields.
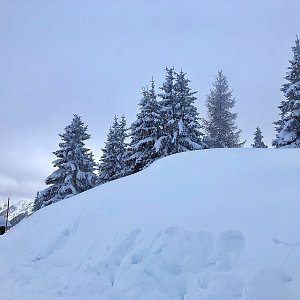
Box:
left=0, top=149, right=299, bottom=300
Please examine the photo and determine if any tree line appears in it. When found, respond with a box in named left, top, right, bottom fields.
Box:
left=34, top=36, right=300, bottom=211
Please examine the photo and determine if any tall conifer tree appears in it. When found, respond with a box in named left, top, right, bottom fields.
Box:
left=98, top=116, right=127, bottom=183
left=34, top=115, right=97, bottom=210
left=204, top=71, right=245, bottom=148
left=126, top=80, right=161, bottom=173
left=156, top=67, right=176, bottom=156
left=157, top=67, right=206, bottom=155
left=273, top=37, right=300, bottom=148
left=172, top=70, right=206, bottom=151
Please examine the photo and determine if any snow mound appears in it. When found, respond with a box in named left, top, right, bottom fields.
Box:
left=0, top=149, right=300, bottom=300
left=101, top=228, right=245, bottom=300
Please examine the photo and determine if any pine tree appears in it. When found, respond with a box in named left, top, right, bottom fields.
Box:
left=172, top=70, right=207, bottom=151
left=126, top=79, right=161, bottom=173
left=251, top=127, right=268, bottom=148
left=156, top=67, right=176, bottom=156
left=273, top=37, right=300, bottom=148
left=98, top=116, right=127, bottom=183
left=204, top=71, right=245, bottom=148
left=34, top=115, right=97, bottom=210
left=157, top=67, right=206, bottom=156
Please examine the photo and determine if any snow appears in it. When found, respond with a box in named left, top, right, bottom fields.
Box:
left=135, top=136, right=155, bottom=149
left=178, top=118, right=184, bottom=134
left=284, top=82, right=300, bottom=96
left=154, top=135, right=165, bottom=152
left=0, top=148, right=300, bottom=300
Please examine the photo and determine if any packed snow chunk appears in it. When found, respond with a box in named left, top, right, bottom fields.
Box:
left=215, top=230, right=245, bottom=272
left=147, top=227, right=213, bottom=273
left=103, top=227, right=246, bottom=300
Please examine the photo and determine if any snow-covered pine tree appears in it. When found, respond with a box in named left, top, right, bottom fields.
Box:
left=172, top=70, right=207, bottom=151
left=157, top=67, right=206, bottom=155
left=126, top=79, right=161, bottom=173
left=156, top=67, right=176, bottom=156
left=204, top=71, right=245, bottom=148
left=273, top=37, right=300, bottom=148
left=251, top=126, right=268, bottom=148
left=98, top=116, right=127, bottom=183
left=97, top=126, right=116, bottom=183
left=34, top=115, right=97, bottom=210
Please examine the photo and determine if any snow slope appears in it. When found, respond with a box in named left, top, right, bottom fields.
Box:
left=0, top=149, right=299, bottom=300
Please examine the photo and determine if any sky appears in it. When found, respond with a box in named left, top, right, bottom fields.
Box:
left=0, top=0, right=299, bottom=204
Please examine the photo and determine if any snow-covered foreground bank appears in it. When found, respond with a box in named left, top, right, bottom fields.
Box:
left=0, top=149, right=299, bottom=300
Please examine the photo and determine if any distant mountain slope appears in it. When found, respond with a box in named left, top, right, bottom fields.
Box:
left=0, top=200, right=34, bottom=226
left=0, top=149, right=299, bottom=300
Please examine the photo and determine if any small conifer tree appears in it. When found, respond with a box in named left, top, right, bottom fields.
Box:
left=251, top=127, right=268, bottom=148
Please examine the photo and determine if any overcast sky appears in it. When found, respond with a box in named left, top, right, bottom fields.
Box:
left=0, top=0, right=299, bottom=204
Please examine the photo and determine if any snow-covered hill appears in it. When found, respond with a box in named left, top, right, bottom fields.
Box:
left=0, top=149, right=299, bottom=300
